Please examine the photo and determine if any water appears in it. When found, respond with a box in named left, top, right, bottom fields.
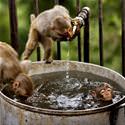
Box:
left=65, top=42, right=70, bottom=81
left=2, top=71, right=125, bottom=110
left=25, top=76, right=124, bottom=110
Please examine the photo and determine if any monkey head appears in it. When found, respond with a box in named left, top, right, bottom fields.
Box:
left=49, top=16, right=73, bottom=40
left=12, top=73, right=33, bottom=97
left=92, top=82, right=113, bottom=101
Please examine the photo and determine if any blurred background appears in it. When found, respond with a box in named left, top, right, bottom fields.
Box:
left=0, top=0, right=122, bottom=73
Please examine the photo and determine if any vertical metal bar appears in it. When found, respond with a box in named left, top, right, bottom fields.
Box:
left=84, top=11, right=90, bottom=62
left=54, top=0, right=61, bottom=60
left=54, top=0, right=59, bottom=4
left=34, top=0, right=41, bottom=61
left=8, top=0, right=19, bottom=53
left=34, top=0, right=39, bottom=15
left=121, top=0, right=125, bottom=76
left=56, top=42, right=61, bottom=60
left=76, top=0, right=82, bottom=61
left=98, top=0, right=104, bottom=66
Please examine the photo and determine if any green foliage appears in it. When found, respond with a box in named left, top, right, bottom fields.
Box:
left=0, top=0, right=10, bottom=42
left=0, top=0, right=123, bottom=74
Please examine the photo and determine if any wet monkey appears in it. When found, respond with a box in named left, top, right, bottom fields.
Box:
left=22, top=5, right=73, bottom=63
left=91, top=82, right=113, bottom=102
left=12, top=73, right=33, bottom=97
left=0, top=42, right=33, bottom=97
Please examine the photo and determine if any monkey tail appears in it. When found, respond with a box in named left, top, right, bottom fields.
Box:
left=30, top=14, right=36, bottom=23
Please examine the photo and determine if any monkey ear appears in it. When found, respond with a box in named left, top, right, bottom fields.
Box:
left=91, top=90, right=96, bottom=97
left=13, top=81, right=20, bottom=88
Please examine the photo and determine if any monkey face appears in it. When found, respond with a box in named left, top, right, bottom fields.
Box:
left=12, top=81, right=30, bottom=97
left=92, top=83, right=113, bottom=102
left=50, top=26, right=73, bottom=41
left=63, top=27, right=73, bottom=40
left=50, top=16, right=73, bottom=40
left=100, top=87, right=113, bottom=101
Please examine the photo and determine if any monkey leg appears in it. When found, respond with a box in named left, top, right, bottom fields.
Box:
left=22, top=28, right=39, bottom=60
left=41, top=37, right=53, bottom=63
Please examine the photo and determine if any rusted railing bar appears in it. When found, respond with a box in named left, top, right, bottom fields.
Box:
left=76, top=0, right=82, bottom=61
left=8, top=0, right=19, bottom=52
left=84, top=14, right=90, bottom=63
left=121, top=0, right=125, bottom=76
left=54, top=0, right=61, bottom=60
left=34, top=0, right=41, bottom=61
left=98, top=0, right=104, bottom=66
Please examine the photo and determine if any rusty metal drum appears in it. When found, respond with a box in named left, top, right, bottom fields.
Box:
left=0, top=60, right=125, bottom=125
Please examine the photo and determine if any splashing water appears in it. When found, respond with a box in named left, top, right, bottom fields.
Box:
left=2, top=71, right=124, bottom=110
left=65, top=42, right=70, bottom=82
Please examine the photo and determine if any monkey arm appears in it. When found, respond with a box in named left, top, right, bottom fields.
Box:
left=59, top=7, right=90, bottom=41
left=53, top=17, right=83, bottom=42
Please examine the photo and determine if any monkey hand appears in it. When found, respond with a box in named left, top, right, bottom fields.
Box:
left=64, top=18, right=82, bottom=41
left=71, top=18, right=81, bottom=35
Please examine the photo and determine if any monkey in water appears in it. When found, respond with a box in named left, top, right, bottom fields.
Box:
left=22, top=5, right=73, bottom=63
left=91, top=82, right=113, bottom=103
left=0, top=41, right=33, bottom=97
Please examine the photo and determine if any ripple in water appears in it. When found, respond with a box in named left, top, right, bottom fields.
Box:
left=25, top=77, right=124, bottom=110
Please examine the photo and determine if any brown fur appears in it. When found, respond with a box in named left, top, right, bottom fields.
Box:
left=12, top=73, right=33, bottom=97
left=92, top=83, right=113, bottom=101
left=22, top=5, right=73, bottom=63
left=0, top=41, right=33, bottom=97
left=0, top=42, right=22, bottom=81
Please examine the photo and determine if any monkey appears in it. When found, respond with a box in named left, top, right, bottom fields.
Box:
left=22, top=5, right=73, bottom=63
left=0, top=41, right=33, bottom=97
left=91, top=82, right=113, bottom=102
left=12, top=73, right=33, bottom=97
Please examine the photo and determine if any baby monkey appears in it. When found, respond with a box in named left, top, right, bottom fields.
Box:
left=0, top=41, right=33, bottom=97
left=91, top=82, right=113, bottom=102
left=22, top=5, right=73, bottom=63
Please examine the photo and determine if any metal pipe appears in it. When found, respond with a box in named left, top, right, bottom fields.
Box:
left=83, top=7, right=90, bottom=63
left=71, top=7, right=90, bottom=62
left=8, top=0, right=19, bottom=53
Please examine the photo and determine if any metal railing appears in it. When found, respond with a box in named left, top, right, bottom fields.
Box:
left=8, top=0, right=125, bottom=76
